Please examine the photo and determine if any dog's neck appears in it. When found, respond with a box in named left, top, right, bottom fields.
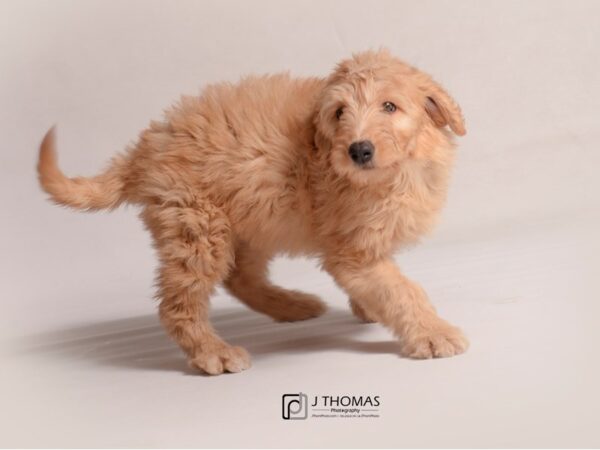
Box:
left=304, top=130, right=455, bottom=255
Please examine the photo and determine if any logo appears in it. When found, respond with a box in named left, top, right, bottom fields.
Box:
left=281, top=393, right=380, bottom=420
left=282, top=393, right=308, bottom=420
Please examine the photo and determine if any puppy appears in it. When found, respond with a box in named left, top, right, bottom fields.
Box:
left=38, top=49, right=468, bottom=375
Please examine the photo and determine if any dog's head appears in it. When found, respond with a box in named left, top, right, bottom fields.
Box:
left=314, top=49, right=466, bottom=184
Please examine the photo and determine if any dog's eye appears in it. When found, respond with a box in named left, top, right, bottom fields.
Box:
left=335, top=107, right=344, bottom=120
left=383, top=101, right=397, bottom=113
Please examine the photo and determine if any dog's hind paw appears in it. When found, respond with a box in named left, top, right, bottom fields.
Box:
left=188, top=344, right=251, bottom=375
left=270, top=291, right=327, bottom=322
left=400, top=319, right=469, bottom=359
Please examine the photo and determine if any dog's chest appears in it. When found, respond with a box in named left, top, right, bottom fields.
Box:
left=360, top=192, right=434, bottom=246
left=317, top=172, right=445, bottom=257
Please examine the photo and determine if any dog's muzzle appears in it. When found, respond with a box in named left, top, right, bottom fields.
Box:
left=348, top=140, right=374, bottom=166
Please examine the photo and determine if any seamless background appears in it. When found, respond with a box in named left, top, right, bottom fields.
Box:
left=1, top=0, right=599, bottom=447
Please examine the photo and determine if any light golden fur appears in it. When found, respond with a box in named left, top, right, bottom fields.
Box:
left=37, top=50, right=468, bottom=375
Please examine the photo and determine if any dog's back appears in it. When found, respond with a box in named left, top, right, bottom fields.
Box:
left=38, top=73, right=325, bottom=253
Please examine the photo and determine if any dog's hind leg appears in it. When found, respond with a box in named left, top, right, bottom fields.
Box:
left=224, top=243, right=326, bottom=322
left=141, top=196, right=251, bottom=375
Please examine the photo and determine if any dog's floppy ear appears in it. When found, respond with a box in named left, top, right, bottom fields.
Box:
left=314, top=129, right=331, bottom=152
left=423, top=81, right=466, bottom=136
left=312, top=90, right=334, bottom=152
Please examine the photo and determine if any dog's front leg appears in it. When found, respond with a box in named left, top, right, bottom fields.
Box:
left=325, top=257, right=468, bottom=358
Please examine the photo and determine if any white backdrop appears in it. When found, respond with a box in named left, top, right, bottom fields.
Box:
left=1, top=0, right=599, bottom=447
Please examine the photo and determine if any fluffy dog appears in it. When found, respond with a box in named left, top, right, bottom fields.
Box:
left=38, top=49, right=468, bottom=375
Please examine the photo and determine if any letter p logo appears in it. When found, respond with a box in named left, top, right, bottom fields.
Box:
left=282, top=393, right=308, bottom=420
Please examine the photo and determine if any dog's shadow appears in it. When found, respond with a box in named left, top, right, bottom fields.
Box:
left=18, top=306, right=399, bottom=374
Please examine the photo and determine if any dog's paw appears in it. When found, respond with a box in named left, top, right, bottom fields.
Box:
left=188, top=344, right=251, bottom=375
left=400, top=319, right=469, bottom=359
left=271, top=291, right=327, bottom=322
left=349, top=298, right=376, bottom=323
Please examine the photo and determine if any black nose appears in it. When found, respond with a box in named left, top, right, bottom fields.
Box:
left=348, top=140, right=375, bottom=165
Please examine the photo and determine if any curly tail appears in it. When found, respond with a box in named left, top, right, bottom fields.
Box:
left=37, top=127, right=131, bottom=211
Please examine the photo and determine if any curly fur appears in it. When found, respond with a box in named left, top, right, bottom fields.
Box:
left=37, top=49, right=468, bottom=375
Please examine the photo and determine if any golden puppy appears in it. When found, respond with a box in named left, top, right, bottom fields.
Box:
left=38, top=49, right=468, bottom=375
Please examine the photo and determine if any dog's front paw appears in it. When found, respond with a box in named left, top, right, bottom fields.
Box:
left=188, top=344, right=251, bottom=375
left=400, top=319, right=469, bottom=359
left=349, top=298, right=376, bottom=323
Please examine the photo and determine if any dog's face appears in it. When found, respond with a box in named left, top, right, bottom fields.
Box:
left=315, top=50, right=466, bottom=184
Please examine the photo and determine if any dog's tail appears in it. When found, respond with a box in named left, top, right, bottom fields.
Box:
left=37, top=127, right=132, bottom=211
